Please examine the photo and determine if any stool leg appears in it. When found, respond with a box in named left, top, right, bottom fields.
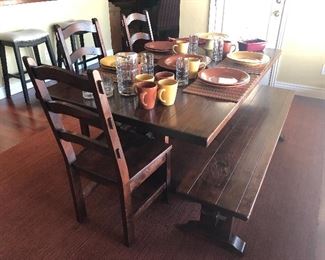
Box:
left=33, top=45, right=42, bottom=65
left=45, top=36, right=57, bottom=66
left=13, top=44, right=30, bottom=104
left=79, top=34, right=87, bottom=71
left=0, top=43, right=11, bottom=98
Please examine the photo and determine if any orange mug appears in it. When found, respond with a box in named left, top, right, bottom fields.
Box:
left=135, top=81, right=157, bottom=110
left=223, top=40, right=236, bottom=58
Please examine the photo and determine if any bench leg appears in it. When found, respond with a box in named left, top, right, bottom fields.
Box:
left=177, top=204, right=246, bottom=255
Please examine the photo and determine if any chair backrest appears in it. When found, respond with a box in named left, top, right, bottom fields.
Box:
left=54, top=18, right=107, bottom=74
left=121, top=10, right=154, bottom=52
left=23, top=56, right=129, bottom=183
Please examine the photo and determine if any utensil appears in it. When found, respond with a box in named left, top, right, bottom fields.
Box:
left=198, top=67, right=250, bottom=87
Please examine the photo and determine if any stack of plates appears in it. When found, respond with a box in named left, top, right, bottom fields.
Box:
left=100, top=55, right=116, bottom=70
left=144, top=41, right=174, bottom=53
left=227, top=51, right=270, bottom=66
left=198, top=67, right=250, bottom=87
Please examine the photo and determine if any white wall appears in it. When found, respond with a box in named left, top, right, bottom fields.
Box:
left=179, top=0, right=210, bottom=37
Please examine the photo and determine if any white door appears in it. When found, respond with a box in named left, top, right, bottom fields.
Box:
left=209, top=0, right=288, bottom=85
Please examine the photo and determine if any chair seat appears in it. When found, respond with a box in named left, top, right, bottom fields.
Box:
left=0, top=29, right=48, bottom=43
left=72, top=130, right=172, bottom=185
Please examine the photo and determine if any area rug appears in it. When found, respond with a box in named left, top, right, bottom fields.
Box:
left=0, top=95, right=324, bottom=259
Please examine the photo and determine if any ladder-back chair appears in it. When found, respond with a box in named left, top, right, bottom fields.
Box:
left=23, top=56, right=172, bottom=246
left=121, top=10, right=154, bottom=52
left=53, top=18, right=107, bottom=74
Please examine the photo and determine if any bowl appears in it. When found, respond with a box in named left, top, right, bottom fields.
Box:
left=238, top=39, right=267, bottom=52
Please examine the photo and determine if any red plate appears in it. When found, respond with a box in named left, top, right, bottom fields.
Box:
left=198, top=67, right=250, bottom=87
left=144, top=41, right=174, bottom=53
left=157, top=54, right=206, bottom=71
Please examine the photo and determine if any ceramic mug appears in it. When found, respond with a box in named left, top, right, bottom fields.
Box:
left=135, top=73, right=155, bottom=83
left=155, top=71, right=175, bottom=81
left=223, top=40, right=236, bottom=58
left=135, top=81, right=157, bottom=110
left=158, top=79, right=178, bottom=106
left=172, top=40, right=189, bottom=54
left=188, top=57, right=206, bottom=79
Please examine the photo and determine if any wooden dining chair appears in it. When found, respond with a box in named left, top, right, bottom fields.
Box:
left=53, top=18, right=107, bottom=74
left=23, top=56, right=172, bottom=246
left=121, top=10, right=154, bottom=52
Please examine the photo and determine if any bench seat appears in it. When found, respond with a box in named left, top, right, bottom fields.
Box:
left=171, top=85, right=294, bottom=254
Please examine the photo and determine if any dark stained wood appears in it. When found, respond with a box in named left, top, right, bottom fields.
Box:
left=49, top=48, right=281, bottom=147
left=121, top=10, right=154, bottom=52
left=173, top=85, right=294, bottom=254
left=53, top=18, right=107, bottom=74
left=23, top=57, right=172, bottom=246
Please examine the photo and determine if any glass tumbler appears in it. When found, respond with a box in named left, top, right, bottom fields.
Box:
left=176, top=57, right=189, bottom=86
left=188, top=34, right=199, bottom=54
left=138, top=52, right=154, bottom=75
left=100, top=71, right=114, bottom=97
left=212, top=37, right=224, bottom=62
left=116, top=52, right=138, bottom=96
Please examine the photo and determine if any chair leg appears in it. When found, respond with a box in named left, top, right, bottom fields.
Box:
left=45, top=36, right=57, bottom=66
left=12, top=44, right=30, bottom=104
left=33, top=45, right=42, bottom=65
left=0, top=43, right=11, bottom=98
left=119, top=189, right=135, bottom=246
left=165, top=151, right=172, bottom=202
left=67, top=168, right=87, bottom=223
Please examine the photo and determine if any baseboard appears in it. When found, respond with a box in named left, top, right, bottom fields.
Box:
left=0, top=49, right=114, bottom=100
left=275, top=81, right=325, bottom=100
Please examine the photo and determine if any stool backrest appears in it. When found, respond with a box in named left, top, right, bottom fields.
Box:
left=121, top=10, right=154, bottom=52
left=54, top=18, right=107, bottom=74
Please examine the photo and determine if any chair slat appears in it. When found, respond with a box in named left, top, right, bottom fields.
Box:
left=125, top=13, right=147, bottom=25
left=130, top=33, right=151, bottom=46
left=46, top=100, right=101, bottom=128
left=62, top=21, right=96, bottom=39
left=70, top=47, right=103, bottom=64
left=57, top=130, right=112, bottom=156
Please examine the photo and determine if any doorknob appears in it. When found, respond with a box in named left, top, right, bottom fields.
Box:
left=273, top=10, right=280, bottom=17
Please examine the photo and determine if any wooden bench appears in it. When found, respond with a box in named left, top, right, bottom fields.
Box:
left=171, top=85, right=294, bottom=254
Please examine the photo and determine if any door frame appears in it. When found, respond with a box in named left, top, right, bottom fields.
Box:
left=208, top=0, right=290, bottom=86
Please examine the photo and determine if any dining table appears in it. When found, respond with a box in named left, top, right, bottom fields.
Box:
left=48, top=48, right=281, bottom=147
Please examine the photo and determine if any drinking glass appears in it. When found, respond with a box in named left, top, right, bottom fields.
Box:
left=100, top=71, right=114, bottom=97
left=176, top=57, right=189, bottom=86
left=82, top=91, right=94, bottom=100
left=138, top=52, right=154, bottom=75
left=188, top=34, right=199, bottom=54
left=116, top=52, right=138, bottom=96
left=212, top=37, right=224, bottom=62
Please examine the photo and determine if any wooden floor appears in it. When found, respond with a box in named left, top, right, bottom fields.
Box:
left=0, top=89, right=324, bottom=259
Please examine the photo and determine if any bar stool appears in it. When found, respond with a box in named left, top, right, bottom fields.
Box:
left=0, top=29, right=56, bottom=104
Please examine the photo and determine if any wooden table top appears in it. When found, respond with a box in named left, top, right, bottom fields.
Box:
left=48, top=48, right=281, bottom=147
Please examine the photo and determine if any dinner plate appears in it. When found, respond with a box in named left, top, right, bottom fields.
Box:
left=227, top=51, right=270, bottom=66
left=144, top=41, right=174, bottom=53
left=157, top=54, right=211, bottom=71
left=198, top=67, right=250, bottom=87
left=100, top=55, right=116, bottom=69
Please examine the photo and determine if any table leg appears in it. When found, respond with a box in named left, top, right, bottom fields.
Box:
left=177, top=204, right=246, bottom=255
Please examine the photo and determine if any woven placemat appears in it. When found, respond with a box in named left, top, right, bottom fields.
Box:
left=217, top=57, right=267, bottom=75
left=183, top=75, right=259, bottom=103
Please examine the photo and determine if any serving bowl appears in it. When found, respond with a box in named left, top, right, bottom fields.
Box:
left=238, top=39, right=267, bottom=52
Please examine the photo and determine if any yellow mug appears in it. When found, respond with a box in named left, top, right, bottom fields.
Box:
left=172, top=40, right=189, bottom=54
left=158, top=79, right=178, bottom=106
left=188, top=57, right=206, bottom=79
left=135, top=73, right=155, bottom=82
